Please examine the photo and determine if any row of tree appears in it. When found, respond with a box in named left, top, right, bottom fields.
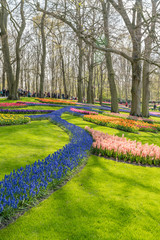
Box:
left=0, top=0, right=160, bottom=117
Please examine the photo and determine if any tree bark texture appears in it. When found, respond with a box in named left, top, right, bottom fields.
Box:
left=87, top=46, right=94, bottom=104
left=40, top=0, right=47, bottom=98
left=77, top=1, right=83, bottom=102
left=142, top=0, right=156, bottom=117
left=0, top=0, right=15, bottom=99
left=109, top=0, right=142, bottom=116
left=101, top=0, right=119, bottom=112
left=0, top=0, right=25, bottom=99
left=59, top=48, right=67, bottom=98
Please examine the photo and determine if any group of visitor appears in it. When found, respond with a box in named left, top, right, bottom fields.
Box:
left=18, top=89, right=71, bottom=99
left=0, top=89, right=9, bottom=97
left=0, top=88, right=75, bottom=99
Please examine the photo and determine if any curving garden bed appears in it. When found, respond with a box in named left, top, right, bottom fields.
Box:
left=0, top=103, right=27, bottom=108
left=0, top=107, right=93, bottom=222
left=1, top=102, right=160, bottom=229
left=0, top=114, right=30, bottom=126
left=0, top=109, right=53, bottom=114
left=86, top=126, right=160, bottom=166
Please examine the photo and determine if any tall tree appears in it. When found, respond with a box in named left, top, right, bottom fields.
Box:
left=142, top=0, right=157, bottom=117
left=108, top=0, right=142, bottom=116
left=76, top=0, right=84, bottom=102
left=101, top=0, right=119, bottom=112
left=0, top=0, right=26, bottom=99
left=39, top=0, right=47, bottom=98
left=86, top=45, right=95, bottom=103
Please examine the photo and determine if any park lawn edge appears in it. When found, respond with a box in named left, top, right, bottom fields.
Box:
left=0, top=113, right=92, bottom=228
left=0, top=154, right=89, bottom=230
left=1, top=107, right=160, bottom=233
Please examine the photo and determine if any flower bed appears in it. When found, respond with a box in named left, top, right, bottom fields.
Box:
left=70, top=108, right=98, bottom=115
left=0, top=107, right=93, bottom=217
left=0, top=114, right=30, bottom=126
left=0, top=109, right=53, bottom=114
left=103, top=112, right=154, bottom=123
left=84, top=115, right=139, bottom=133
left=150, top=111, right=160, bottom=115
left=83, top=115, right=158, bottom=133
left=17, top=101, right=48, bottom=105
left=36, top=98, right=78, bottom=105
left=0, top=103, right=27, bottom=108
left=85, top=126, right=160, bottom=166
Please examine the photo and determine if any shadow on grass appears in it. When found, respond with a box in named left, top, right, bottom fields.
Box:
left=1, top=155, right=160, bottom=239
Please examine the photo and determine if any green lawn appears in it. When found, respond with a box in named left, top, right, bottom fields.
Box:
left=0, top=97, right=39, bottom=103
left=0, top=120, right=69, bottom=180
left=151, top=116, right=160, bottom=122
left=1, top=113, right=160, bottom=239
left=1, top=155, right=160, bottom=240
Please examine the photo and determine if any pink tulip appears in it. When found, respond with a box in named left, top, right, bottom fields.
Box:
left=86, top=126, right=160, bottom=164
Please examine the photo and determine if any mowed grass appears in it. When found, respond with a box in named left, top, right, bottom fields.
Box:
left=1, top=155, right=160, bottom=240
left=0, top=120, right=69, bottom=180
left=1, top=112, right=160, bottom=239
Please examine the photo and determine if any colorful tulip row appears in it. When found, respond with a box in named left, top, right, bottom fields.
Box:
left=0, top=109, right=53, bottom=114
left=0, top=107, right=93, bottom=216
left=84, top=115, right=138, bottom=133
left=103, top=112, right=154, bottom=123
left=85, top=126, right=160, bottom=166
left=0, top=103, right=27, bottom=108
left=17, top=101, right=48, bottom=105
left=36, top=98, right=78, bottom=105
left=83, top=115, right=159, bottom=133
left=70, top=108, right=98, bottom=115
left=0, top=114, right=30, bottom=126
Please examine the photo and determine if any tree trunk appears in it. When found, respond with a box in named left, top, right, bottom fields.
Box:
left=0, top=0, right=25, bottom=100
left=77, top=1, right=83, bottom=102
left=28, top=70, right=30, bottom=92
left=59, top=49, right=67, bottom=98
left=142, top=0, right=156, bottom=117
left=105, top=52, right=119, bottom=112
left=99, top=64, right=103, bottom=105
left=83, top=62, right=86, bottom=101
left=15, top=0, right=25, bottom=94
left=77, top=37, right=83, bottom=102
left=130, top=0, right=142, bottom=116
left=39, top=1, right=47, bottom=98
left=101, top=0, right=119, bottom=112
left=51, top=63, right=54, bottom=98
left=0, top=1, right=16, bottom=99
left=2, top=66, right=5, bottom=90
left=108, top=0, right=142, bottom=115
left=142, top=60, right=150, bottom=117
left=87, top=47, right=94, bottom=104
left=87, top=73, right=92, bottom=103
left=130, top=60, right=141, bottom=116
left=20, top=68, right=23, bottom=90
left=93, top=67, right=96, bottom=101
left=67, top=55, right=70, bottom=98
